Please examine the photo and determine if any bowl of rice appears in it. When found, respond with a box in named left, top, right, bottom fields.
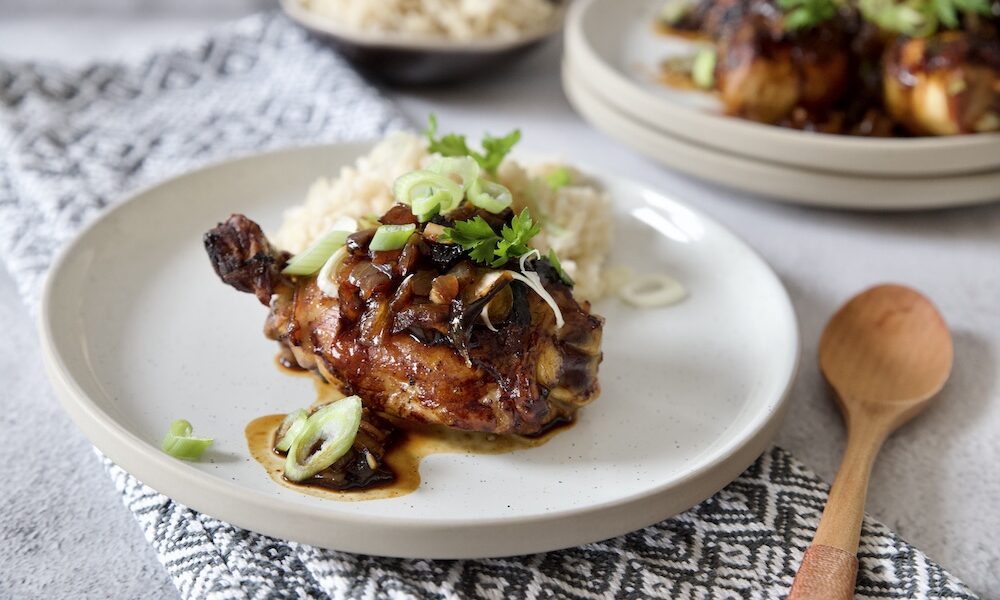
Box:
left=280, top=0, right=569, bottom=84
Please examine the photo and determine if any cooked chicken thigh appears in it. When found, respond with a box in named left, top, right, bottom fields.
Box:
left=884, top=32, right=1000, bottom=135
left=205, top=209, right=604, bottom=437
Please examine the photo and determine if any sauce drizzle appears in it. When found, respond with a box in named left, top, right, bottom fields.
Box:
left=245, top=378, right=573, bottom=501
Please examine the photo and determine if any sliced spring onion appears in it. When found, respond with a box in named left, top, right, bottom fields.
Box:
left=506, top=250, right=565, bottom=329
left=428, top=156, right=481, bottom=192
left=411, top=193, right=444, bottom=220
left=275, top=409, right=308, bottom=453
left=161, top=419, right=213, bottom=461
left=659, top=0, right=693, bottom=24
left=692, top=47, right=717, bottom=90
left=284, top=396, right=363, bottom=482
left=316, top=246, right=348, bottom=297
left=281, top=217, right=357, bottom=276
left=468, top=179, right=513, bottom=214
left=545, top=167, right=572, bottom=191
left=619, top=273, right=686, bottom=308
left=393, top=170, right=463, bottom=221
left=370, top=224, right=416, bottom=251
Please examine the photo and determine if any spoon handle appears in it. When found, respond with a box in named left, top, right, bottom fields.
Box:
left=788, top=415, right=886, bottom=600
left=788, top=545, right=858, bottom=600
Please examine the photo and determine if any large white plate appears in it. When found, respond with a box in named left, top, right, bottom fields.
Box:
left=39, top=143, right=799, bottom=558
left=565, top=0, right=1000, bottom=178
left=564, top=60, right=1000, bottom=210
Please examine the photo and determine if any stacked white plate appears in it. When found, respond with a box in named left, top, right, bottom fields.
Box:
left=563, top=0, right=1000, bottom=210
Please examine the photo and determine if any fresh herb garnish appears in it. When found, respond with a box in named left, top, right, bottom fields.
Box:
left=496, top=209, right=541, bottom=267
left=547, top=249, right=575, bottom=286
left=857, top=0, right=928, bottom=34
left=857, top=0, right=989, bottom=35
left=442, top=208, right=541, bottom=268
left=546, top=167, right=572, bottom=190
left=161, top=419, right=213, bottom=461
left=424, top=114, right=522, bottom=176
left=659, top=0, right=696, bottom=24
left=778, top=0, right=991, bottom=34
left=779, top=0, right=840, bottom=29
left=441, top=216, right=500, bottom=265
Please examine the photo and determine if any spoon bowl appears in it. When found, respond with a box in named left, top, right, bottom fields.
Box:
left=820, top=284, right=954, bottom=422
left=789, top=284, right=953, bottom=600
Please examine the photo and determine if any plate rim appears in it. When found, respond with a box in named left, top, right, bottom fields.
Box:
left=563, top=59, right=1000, bottom=210
left=565, top=0, right=1000, bottom=177
left=37, top=142, right=802, bottom=556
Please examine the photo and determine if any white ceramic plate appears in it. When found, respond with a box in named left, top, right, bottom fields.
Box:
left=39, top=143, right=799, bottom=559
left=564, top=60, right=1000, bottom=210
left=565, top=0, right=1000, bottom=178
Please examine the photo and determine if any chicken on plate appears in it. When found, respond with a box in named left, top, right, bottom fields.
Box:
left=204, top=127, right=605, bottom=492
left=659, top=0, right=1000, bottom=136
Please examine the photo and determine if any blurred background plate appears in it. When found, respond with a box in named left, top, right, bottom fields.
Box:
left=281, top=0, right=568, bottom=85
left=563, top=59, right=1000, bottom=210
left=565, top=0, right=1000, bottom=178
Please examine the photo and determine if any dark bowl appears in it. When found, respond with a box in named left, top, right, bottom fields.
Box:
left=280, top=0, right=567, bottom=86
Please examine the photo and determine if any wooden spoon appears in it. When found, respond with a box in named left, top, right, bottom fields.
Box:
left=788, top=284, right=953, bottom=600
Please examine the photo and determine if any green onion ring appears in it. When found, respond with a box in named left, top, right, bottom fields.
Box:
left=692, top=47, right=717, bottom=90
left=428, top=156, right=481, bottom=192
left=161, top=419, right=213, bottom=461
left=468, top=179, right=513, bottom=214
left=281, top=216, right=356, bottom=276
left=393, top=170, right=464, bottom=221
left=275, top=409, right=308, bottom=452
left=284, top=396, right=363, bottom=482
left=659, top=0, right=693, bottom=24
left=370, top=224, right=416, bottom=252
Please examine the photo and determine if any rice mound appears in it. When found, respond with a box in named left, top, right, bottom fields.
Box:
left=300, top=0, right=557, bottom=41
left=274, top=132, right=613, bottom=301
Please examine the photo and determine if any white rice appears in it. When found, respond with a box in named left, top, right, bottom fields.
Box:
left=274, top=132, right=614, bottom=301
left=300, top=0, right=557, bottom=41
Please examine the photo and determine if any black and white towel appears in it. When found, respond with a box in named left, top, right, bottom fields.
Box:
left=0, top=13, right=979, bottom=600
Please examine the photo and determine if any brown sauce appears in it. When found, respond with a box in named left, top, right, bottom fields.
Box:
left=245, top=378, right=573, bottom=502
left=659, top=67, right=702, bottom=90
left=274, top=352, right=308, bottom=374
left=654, top=21, right=710, bottom=41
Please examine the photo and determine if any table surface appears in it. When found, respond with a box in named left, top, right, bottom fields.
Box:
left=1, top=12, right=998, bottom=600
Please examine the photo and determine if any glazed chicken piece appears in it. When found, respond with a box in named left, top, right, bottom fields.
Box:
left=883, top=32, right=1000, bottom=135
left=713, top=4, right=852, bottom=123
left=205, top=209, right=604, bottom=437
left=203, top=216, right=396, bottom=489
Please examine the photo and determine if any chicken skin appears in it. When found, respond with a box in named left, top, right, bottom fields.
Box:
left=205, top=208, right=604, bottom=437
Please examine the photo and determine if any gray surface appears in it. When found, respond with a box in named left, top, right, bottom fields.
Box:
left=0, top=265, right=177, bottom=600
left=1, top=10, right=999, bottom=600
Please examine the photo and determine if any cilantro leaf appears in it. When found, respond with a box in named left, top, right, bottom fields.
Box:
left=424, top=114, right=474, bottom=158
left=547, top=249, right=575, bottom=286
left=492, top=209, right=541, bottom=268
left=441, top=209, right=542, bottom=268
left=477, top=130, right=522, bottom=175
left=423, top=114, right=521, bottom=175
left=441, top=216, right=500, bottom=265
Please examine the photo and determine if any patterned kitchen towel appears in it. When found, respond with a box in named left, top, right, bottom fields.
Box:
left=0, top=11, right=979, bottom=600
